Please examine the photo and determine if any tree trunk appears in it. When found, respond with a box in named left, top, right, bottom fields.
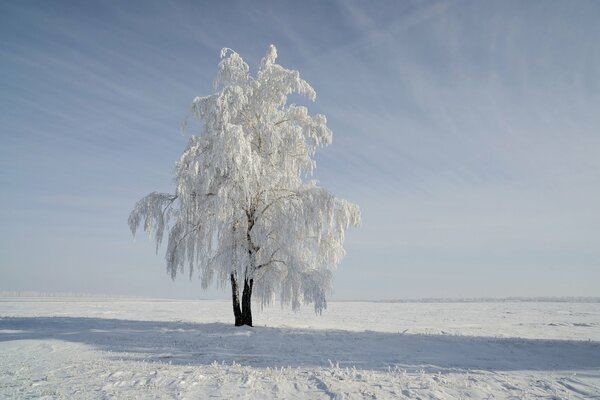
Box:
left=230, top=273, right=243, bottom=326
left=236, top=210, right=255, bottom=327
left=231, top=273, right=253, bottom=326
left=241, top=278, right=253, bottom=327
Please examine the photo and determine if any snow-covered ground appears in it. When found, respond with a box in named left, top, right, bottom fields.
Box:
left=1, top=298, right=599, bottom=399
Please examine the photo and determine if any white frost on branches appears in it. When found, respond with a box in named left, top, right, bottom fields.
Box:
left=129, top=45, right=360, bottom=313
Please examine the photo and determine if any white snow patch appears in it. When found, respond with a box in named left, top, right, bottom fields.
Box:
left=1, top=298, right=599, bottom=398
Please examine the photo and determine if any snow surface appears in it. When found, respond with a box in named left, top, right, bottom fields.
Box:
left=1, top=298, right=599, bottom=399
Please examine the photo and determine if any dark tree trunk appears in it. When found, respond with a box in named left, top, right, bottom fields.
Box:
left=228, top=211, right=257, bottom=326
left=231, top=273, right=253, bottom=326
left=230, top=273, right=243, bottom=326
left=241, top=278, right=253, bottom=327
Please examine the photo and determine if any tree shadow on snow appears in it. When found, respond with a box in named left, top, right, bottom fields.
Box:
left=1, top=316, right=599, bottom=372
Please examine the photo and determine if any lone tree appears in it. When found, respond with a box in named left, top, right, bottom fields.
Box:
left=129, top=46, right=360, bottom=326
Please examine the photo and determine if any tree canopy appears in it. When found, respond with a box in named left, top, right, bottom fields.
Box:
left=129, top=45, right=360, bottom=316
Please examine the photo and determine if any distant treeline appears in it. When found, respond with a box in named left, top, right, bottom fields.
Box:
left=2, top=292, right=599, bottom=303
left=374, top=297, right=600, bottom=303
left=0, top=291, right=135, bottom=298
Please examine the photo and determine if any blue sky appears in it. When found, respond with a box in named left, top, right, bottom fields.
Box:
left=1, top=0, right=599, bottom=300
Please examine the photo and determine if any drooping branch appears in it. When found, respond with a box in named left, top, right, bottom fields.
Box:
left=128, top=192, right=178, bottom=252
left=255, top=247, right=285, bottom=271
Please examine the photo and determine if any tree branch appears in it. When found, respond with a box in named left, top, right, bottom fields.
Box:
left=256, top=259, right=287, bottom=270
left=171, top=222, right=201, bottom=252
left=257, top=192, right=300, bottom=218
left=274, top=119, right=290, bottom=126
left=162, top=195, right=178, bottom=215
left=255, top=247, right=284, bottom=270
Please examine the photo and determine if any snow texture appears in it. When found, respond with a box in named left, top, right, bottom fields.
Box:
left=1, top=298, right=599, bottom=399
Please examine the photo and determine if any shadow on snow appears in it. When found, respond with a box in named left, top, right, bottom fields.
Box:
left=1, top=317, right=599, bottom=372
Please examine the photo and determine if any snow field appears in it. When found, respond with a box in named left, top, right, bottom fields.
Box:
left=1, top=298, right=599, bottom=399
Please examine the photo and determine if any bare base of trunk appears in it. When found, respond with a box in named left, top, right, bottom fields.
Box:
left=230, top=273, right=243, bottom=326
left=230, top=274, right=253, bottom=326
left=241, top=278, right=253, bottom=327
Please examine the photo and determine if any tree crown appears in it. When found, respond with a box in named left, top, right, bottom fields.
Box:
left=129, top=45, right=360, bottom=313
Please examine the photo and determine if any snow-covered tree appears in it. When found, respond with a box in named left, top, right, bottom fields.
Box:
left=129, top=45, right=360, bottom=326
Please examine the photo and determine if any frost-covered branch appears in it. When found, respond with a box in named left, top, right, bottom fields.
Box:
left=128, top=192, right=177, bottom=252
